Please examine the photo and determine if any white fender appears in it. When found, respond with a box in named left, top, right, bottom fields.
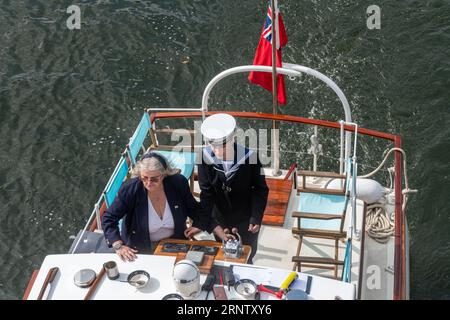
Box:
left=327, top=178, right=387, bottom=204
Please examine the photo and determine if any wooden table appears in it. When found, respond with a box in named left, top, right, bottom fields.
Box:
left=153, top=238, right=252, bottom=273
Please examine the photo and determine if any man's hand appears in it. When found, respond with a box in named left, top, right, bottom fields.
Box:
left=213, top=226, right=235, bottom=241
left=184, top=226, right=202, bottom=239
left=248, top=224, right=260, bottom=234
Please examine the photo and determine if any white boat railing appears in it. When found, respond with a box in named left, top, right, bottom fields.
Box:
left=341, top=121, right=358, bottom=282
left=200, top=63, right=353, bottom=173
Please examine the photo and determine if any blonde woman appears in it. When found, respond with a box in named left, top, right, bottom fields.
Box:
left=102, top=152, right=209, bottom=261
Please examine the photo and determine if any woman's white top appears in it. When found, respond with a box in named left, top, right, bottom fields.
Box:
left=148, top=198, right=175, bottom=242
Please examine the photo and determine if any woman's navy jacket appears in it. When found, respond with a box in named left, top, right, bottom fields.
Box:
left=102, top=174, right=208, bottom=253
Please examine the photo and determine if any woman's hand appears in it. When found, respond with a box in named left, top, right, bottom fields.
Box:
left=184, top=226, right=202, bottom=239
left=115, top=244, right=138, bottom=262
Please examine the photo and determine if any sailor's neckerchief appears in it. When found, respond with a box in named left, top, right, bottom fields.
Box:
left=202, top=143, right=254, bottom=182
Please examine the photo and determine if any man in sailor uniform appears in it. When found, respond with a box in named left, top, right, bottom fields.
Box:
left=194, top=113, right=269, bottom=264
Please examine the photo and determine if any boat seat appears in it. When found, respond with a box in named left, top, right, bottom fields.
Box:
left=294, top=192, right=347, bottom=231
left=155, top=150, right=196, bottom=181
left=291, top=167, right=350, bottom=279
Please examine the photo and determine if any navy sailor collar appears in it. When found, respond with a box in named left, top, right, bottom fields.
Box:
left=202, top=143, right=254, bottom=181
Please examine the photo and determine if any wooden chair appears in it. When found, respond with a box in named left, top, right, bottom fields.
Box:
left=291, top=169, right=350, bottom=279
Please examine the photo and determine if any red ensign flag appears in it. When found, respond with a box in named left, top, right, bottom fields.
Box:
left=248, top=0, right=288, bottom=105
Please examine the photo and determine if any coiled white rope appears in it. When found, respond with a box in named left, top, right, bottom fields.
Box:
left=365, top=204, right=395, bottom=243
left=360, top=148, right=417, bottom=243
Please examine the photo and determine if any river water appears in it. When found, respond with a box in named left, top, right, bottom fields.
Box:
left=0, top=0, right=449, bottom=299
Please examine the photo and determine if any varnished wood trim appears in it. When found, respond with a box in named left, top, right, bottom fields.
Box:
left=297, top=187, right=346, bottom=196
left=37, top=267, right=58, bottom=300
left=394, top=136, right=406, bottom=300
left=23, top=270, right=40, bottom=300
left=298, top=170, right=346, bottom=179
left=149, top=145, right=198, bottom=152
left=292, top=227, right=346, bottom=239
left=284, top=163, right=297, bottom=181
left=154, top=238, right=252, bottom=264
left=292, top=256, right=344, bottom=265
left=155, top=128, right=196, bottom=135
left=292, top=211, right=343, bottom=220
left=300, top=263, right=337, bottom=270
left=148, top=111, right=397, bottom=141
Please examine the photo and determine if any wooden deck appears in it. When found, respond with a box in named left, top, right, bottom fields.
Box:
left=262, top=177, right=293, bottom=227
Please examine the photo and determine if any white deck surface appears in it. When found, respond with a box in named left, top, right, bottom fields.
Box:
left=27, top=253, right=355, bottom=300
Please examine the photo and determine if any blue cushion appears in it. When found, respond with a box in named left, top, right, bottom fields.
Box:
left=297, top=192, right=347, bottom=231
left=300, top=217, right=342, bottom=231
left=156, top=150, right=196, bottom=179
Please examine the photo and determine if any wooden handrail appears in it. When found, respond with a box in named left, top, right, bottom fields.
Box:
left=297, top=187, right=345, bottom=196
left=298, top=170, right=346, bottom=179
left=23, top=270, right=40, bottom=300
left=149, top=145, right=199, bottom=152
left=37, top=267, right=59, bottom=300
left=155, top=128, right=196, bottom=135
left=284, top=163, right=297, bottom=181
left=292, top=211, right=343, bottom=220
left=394, top=136, right=406, bottom=300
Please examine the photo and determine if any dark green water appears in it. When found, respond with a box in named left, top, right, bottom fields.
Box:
left=0, top=0, right=449, bottom=299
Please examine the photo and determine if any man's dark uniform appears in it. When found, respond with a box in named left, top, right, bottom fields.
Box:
left=198, top=143, right=269, bottom=264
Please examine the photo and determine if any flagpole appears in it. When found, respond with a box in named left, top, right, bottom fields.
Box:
left=271, top=0, right=281, bottom=176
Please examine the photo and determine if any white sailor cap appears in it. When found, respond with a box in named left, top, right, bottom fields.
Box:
left=200, top=113, right=236, bottom=145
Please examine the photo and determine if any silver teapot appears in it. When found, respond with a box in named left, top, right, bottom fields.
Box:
left=222, top=228, right=243, bottom=259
